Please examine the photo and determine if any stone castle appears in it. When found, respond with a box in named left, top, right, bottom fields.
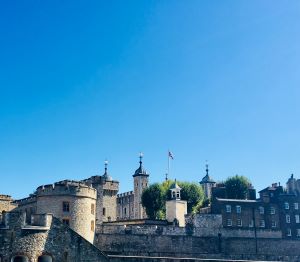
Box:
left=1, top=155, right=300, bottom=262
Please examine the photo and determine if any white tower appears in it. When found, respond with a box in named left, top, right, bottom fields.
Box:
left=133, top=153, right=149, bottom=219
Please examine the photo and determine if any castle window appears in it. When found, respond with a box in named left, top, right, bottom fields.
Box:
left=226, top=205, right=231, bottom=213
left=103, top=207, right=106, bottom=216
left=91, top=220, right=95, bottom=231
left=63, top=201, right=70, bottom=212
left=237, top=218, right=242, bottom=227
left=259, top=206, right=264, bottom=214
left=286, top=214, right=291, bottom=223
left=284, top=202, right=289, bottom=210
left=287, top=228, right=292, bottom=237
left=270, top=206, right=275, bottom=215
left=91, top=204, right=95, bottom=215
left=295, top=215, right=300, bottom=223
left=236, top=206, right=241, bottom=214
left=297, top=229, right=300, bottom=237
left=62, top=218, right=70, bottom=226
left=259, top=220, right=265, bottom=228
left=172, top=191, right=176, bottom=199
left=124, top=207, right=127, bottom=215
left=271, top=221, right=276, bottom=228
left=294, top=203, right=299, bottom=210
left=227, top=219, right=232, bottom=226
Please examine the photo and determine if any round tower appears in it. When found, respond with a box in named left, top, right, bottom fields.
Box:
left=133, top=153, right=149, bottom=219
left=35, top=180, right=96, bottom=243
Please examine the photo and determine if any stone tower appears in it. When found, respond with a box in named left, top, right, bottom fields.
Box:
left=35, top=180, right=97, bottom=243
left=166, top=180, right=187, bottom=227
left=200, top=163, right=216, bottom=199
left=133, top=153, right=149, bottom=219
left=83, top=161, right=119, bottom=224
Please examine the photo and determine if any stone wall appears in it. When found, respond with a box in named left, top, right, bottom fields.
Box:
left=37, top=194, right=96, bottom=243
left=0, top=212, right=108, bottom=262
left=96, top=232, right=300, bottom=261
left=0, top=195, right=17, bottom=213
left=95, top=221, right=295, bottom=261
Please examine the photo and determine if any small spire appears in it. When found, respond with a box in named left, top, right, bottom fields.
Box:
left=206, top=161, right=209, bottom=176
left=104, top=159, right=108, bottom=174
left=139, top=152, right=143, bottom=167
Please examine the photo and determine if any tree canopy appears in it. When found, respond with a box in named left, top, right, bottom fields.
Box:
left=141, top=180, right=204, bottom=219
left=224, top=175, right=251, bottom=199
left=141, top=183, right=165, bottom=219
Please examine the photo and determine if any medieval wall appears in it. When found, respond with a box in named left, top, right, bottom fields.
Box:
left=0, top=212, right=108, bottom=262
left=0, top=195, right=16, bottom=213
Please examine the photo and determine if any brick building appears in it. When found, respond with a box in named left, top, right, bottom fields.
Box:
left=211, top=175, right=300, bottom=239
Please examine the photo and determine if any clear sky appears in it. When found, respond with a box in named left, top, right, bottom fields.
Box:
left=1, top=1, right=300, bottom=199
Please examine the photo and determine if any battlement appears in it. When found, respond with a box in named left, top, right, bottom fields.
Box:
left=14, top=194, right=37, bottom=206
left=83, top=175, right=119, bottom=185
left=0, top=195, right=13, bottom=201
left=36, top=180, right=97, bottom=199
left=103, top=181, right=119, bottom=191
left=117, top=191, right=134, bottom=198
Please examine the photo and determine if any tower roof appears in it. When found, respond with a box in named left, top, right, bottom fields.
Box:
left=133, top=152, right=149, bottom=177
left=200, top=163, right=215, bottom=184
left=170, top=180, right=181, bottom=190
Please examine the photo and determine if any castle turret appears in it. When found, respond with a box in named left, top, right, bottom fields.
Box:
left=166, top=180, right=187, bottom=227
left=133, top=153, right=149, bottom=219
left=200, top=163, right=216, bottom=199
left=82, top=160, right=119, bottom=224
left=35, top=180, right=97, bottom=243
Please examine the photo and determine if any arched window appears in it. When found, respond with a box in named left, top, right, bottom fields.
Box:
left=11, top=255, right=29, bottom=262
left=38, top=255, right=53, bottom=262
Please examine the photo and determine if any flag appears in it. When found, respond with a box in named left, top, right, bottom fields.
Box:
left=168, top=151, right=174, bottom=160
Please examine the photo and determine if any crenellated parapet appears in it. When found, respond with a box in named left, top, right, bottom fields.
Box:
left=0, top=195, right=13, bottom=201
left=36, top=180, right=97, bottom=200
left=117, top=191, right=134, bottom=198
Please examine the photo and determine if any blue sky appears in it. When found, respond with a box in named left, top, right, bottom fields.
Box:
left=1, top=1, right=300, bottom=199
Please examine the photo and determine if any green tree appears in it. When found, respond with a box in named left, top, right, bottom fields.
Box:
left=224, top=175, right=251, bottom=199
left=141, top=180, right=205, bottom=219
left=178, top=182, right=204, bottom=213
left=141, top=183, right=165, bottom=219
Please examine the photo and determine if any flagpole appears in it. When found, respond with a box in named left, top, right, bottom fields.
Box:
left=168, top=151, right=170, bottom=180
